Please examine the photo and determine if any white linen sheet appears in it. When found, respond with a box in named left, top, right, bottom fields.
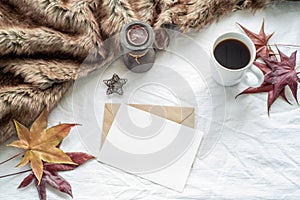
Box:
left=1, top=2, right=300, bottom=199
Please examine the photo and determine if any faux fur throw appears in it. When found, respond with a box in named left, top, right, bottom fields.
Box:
left=0, top=0, right=287, bottom=143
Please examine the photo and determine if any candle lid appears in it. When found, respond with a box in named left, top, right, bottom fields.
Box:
left=120, top=21, right=154, bottom=51
left=126, top=25, right=148, bottom=46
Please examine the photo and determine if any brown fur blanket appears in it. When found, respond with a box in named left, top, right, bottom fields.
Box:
left=0, top=0, right=283, bottom=143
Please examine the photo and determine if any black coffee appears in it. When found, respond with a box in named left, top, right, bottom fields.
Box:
left=214, top=39, right=250, bottom=70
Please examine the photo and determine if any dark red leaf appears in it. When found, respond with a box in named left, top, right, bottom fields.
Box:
left=44, top=163, right=76, bottom=172
left=237, top=48, right=300, bottom=114
left=280, top=90, right=292, bottom=105
left=288, top=78, right=299, bottom=104
left=43, top=170, right=73, bottom=197
left=236, top=83, right=273, bottom=96
left=44, top=152, right=94, bottom=172
left=263, top=50, right=297, bottom=71
left=17, top=151, right=94, bottom=200
left=254, top=61, right=271, bottom=74
left=236, top=21, right=299, bottom=114
left=35, top=178, right=46, bottom=200
left=66, top=152, right=94, bottom=165
left=277, top=49, right=297, bottom=69
left=18, top=173, right=35, bottom=189
left=238, top=20, right=274, bottom=58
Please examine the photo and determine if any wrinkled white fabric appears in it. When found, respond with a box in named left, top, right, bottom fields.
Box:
left=1, top=2, right=300, bottom=199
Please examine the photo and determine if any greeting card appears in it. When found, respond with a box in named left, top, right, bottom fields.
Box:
left=98, top=104, right=203, bottom=192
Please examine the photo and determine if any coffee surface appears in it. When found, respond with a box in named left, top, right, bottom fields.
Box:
left=214, top=39, right=250, bottom=69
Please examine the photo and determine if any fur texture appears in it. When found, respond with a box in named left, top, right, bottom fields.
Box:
left=0, top=0, right=284, bottom=143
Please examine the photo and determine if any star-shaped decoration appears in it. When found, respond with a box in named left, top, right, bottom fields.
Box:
left=103, top=74, right=127, bottom=95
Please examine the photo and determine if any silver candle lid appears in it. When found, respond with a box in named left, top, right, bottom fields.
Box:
left=120, top=21, right=154, bottom=51
left=127, top=25, right=148, bottom=46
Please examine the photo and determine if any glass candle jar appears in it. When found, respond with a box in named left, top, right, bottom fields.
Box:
left=120, top=21, right=155, bottom=73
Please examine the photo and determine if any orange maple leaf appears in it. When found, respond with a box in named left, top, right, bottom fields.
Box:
left=7, top=109, right=77, bottom=184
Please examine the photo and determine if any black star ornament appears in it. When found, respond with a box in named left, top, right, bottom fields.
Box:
left=103, top=74, right=127, bottom=95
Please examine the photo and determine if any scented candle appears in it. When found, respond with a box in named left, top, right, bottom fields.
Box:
left=120, top=21, right=155, bottom=73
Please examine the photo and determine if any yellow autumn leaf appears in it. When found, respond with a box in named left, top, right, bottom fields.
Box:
left=7, top=109, right=78, bottom=184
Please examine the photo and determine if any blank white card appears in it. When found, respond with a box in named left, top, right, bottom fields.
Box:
left=98, top=104, right=203, bottom=192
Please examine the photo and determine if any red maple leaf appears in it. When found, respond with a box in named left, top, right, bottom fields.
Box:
left=237, top=48, right=300, bottom=114
left=238, top=20, right=274, bottom=58
left=18, top=152, right=94, bottom=200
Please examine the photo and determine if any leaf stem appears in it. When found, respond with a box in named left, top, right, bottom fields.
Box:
left=0, top=150, right=25, bottom=165
left=269, top=44, right=300, bottom=49
left=0, top=169, right=32, bottom=179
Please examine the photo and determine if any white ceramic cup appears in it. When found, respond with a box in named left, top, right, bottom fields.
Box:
left=210, top=32, right=264, bottom=87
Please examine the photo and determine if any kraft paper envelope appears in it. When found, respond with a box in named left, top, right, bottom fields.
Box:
left=101, top=103, right=194, bottom=146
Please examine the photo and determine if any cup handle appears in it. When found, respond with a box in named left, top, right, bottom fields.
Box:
left=243, top=65, right=264, bottom=88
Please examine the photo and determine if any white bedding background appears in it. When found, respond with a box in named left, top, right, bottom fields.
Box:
left=1, top=2, right=300, bottom=199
